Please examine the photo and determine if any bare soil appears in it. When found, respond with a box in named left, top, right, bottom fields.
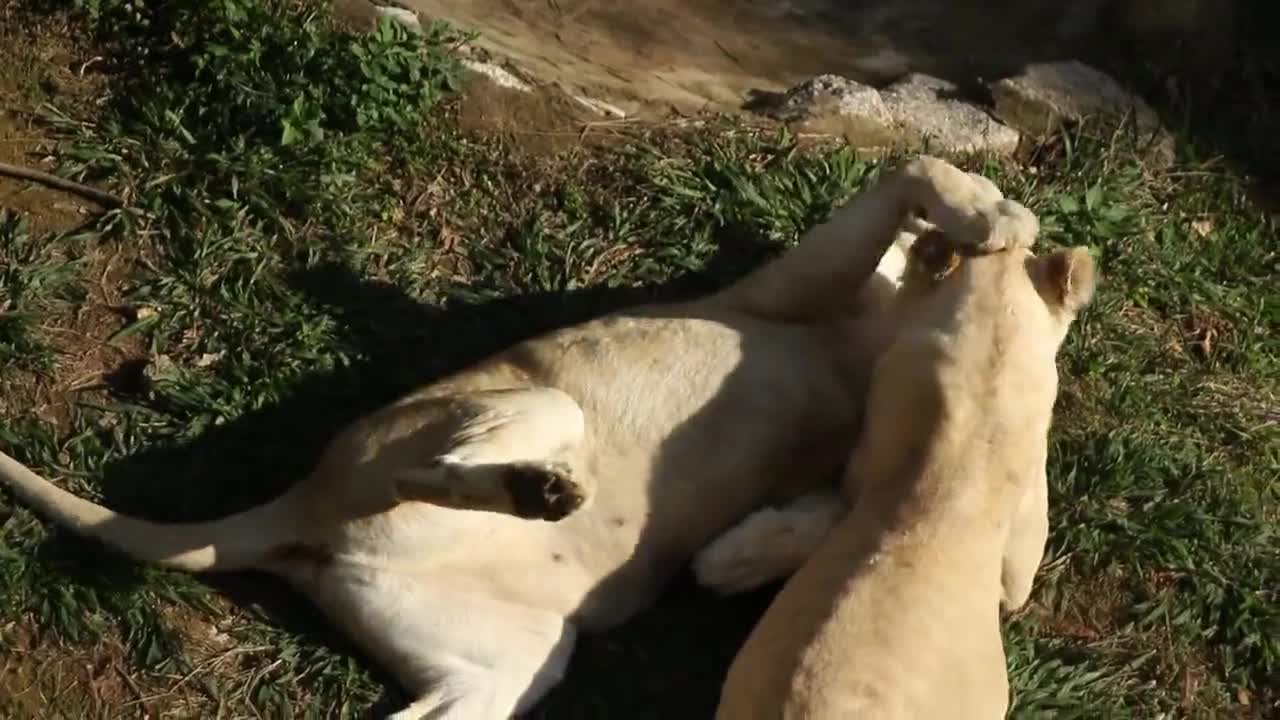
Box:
left=400, top=0, right=1119, bottom=117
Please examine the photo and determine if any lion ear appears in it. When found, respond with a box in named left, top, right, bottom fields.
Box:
left=1032, top=246, right=1097, bottom=313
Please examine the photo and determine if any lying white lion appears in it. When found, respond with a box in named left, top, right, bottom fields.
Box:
left=711, top=225, right=1097, bottom=719
left=0, top=157, right=1030, bottom=720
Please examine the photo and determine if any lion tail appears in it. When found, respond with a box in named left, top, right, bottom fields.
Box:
left=0, top=449, right=296, bottom=573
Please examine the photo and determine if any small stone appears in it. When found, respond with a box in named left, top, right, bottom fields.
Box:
left=881, top=73, right=1021, bottom=156
left=195, top=352, right=224, bottom=368
left=373, top=5, right=422, bottom=32
left=754, top=75, right=889, bottom=123
left=330, top=0, right=380, bottom=32
left=571, top=95, right=627, bottom=119
left=461, top=59, right=533, bottom=93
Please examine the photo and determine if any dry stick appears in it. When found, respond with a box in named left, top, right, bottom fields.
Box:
left=0, top=160, right=124, bottom=208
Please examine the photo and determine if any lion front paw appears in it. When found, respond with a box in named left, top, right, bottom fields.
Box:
left=895, top=156, right=1038, bottom=255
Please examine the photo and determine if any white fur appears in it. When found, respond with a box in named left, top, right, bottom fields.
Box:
left=693, top=490, right=845, bottom=595
left=714, top=236, right=1098, bottom=720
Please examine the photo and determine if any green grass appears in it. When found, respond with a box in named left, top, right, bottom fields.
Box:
left=1, top=0, right=1277, bottom=717
left=0, top=211, right=87, bottom=374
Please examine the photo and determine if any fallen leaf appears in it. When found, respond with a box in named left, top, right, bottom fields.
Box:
left=195, top=352, right=224, bottom=368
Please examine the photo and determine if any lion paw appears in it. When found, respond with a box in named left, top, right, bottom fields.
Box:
left=895, top=156, right=1038, bottom=254
left=502, top=462, right=586, bottom=522
left=693, top=496, right=843, bottom=595
left=693, top=521, right=788, bottom=596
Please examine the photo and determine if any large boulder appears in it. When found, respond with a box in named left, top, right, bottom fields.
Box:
left=988, top=61, right=1161, bottom=137
left=989, top=61, right=1173, bottom=164
left=880, top=73, right=1020, bottom=156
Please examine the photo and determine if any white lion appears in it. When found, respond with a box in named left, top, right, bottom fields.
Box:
left=711, top=222, right=1097, bottom=719
left=1, top=156, right=1029, bottom=719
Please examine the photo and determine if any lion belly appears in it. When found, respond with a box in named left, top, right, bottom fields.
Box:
left=517, top=310, right=860, bottom=626
left=310, top=309, right=862, bottom=629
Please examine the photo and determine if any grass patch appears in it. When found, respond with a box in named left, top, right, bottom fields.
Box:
left=0, top=0, right=1276, bottom=717
left=0, top=211, right=83, bottom=373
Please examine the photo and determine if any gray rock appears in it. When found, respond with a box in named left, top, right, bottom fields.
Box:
left=753, top=73, right=1020, bottom=156
left=988, top=61, right=1161, bottom=137
left=754, top=75, right=889, bottom=124
left=880, top=73, right=1021, bottom=156
left=373, top=5, right=422, bottom=32
left=333, top=0, right=424, bottom=33
left=571, top=95, right=628, bottom=118
left=749, top=75, right=898, bottom=147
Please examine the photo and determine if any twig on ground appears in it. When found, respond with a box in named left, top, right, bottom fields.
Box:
left=0, top=160, right=123, bottom=208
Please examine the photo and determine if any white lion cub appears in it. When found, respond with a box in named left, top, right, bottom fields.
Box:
left=713, top=229, right=1097, bottom=720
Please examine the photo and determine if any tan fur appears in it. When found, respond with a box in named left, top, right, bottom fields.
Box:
left=713, top=231, right=1097, bottom=720
left=0, top=157, right=1034, bottom=720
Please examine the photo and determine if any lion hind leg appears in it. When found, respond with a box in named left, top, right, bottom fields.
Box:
left=693, top=489, right=846, bottom=595
left=389, top=387, right=589, bottom=521
left=383, top=607, right=577, bottom=720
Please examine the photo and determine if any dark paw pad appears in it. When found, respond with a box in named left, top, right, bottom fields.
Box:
left=503, top=463, right=586, bottom=521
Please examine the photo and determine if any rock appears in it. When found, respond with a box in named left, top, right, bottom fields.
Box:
left=571, top=95, right=628, bottom=118
left=989, top=61, right=1174, bottom=165
left=461, top=59, right=534, bottom=93
left=880, top=73, right=1021, bottom=156
left=372, top=5, right=422, bottom=32
left=332, top=0, right=422, bottom=33
left=749, top=73, right=1019, bottom=156
left=746, top=74, right=897, bottom=148
left=331, top=0, right=381, bottom=32
left=988, top=61, right=1161, bottom=137
left=752, top=75, right=889, bottom=124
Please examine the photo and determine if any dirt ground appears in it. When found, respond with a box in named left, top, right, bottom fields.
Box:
left=0, top=4, right=152, bottom=429
left=0, top=19, right=99, bottom=238
left=395, top=0, right=1186, bottom=117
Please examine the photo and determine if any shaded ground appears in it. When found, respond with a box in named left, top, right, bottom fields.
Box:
left=0, top=4, right=103, bottom=236
left=0, top=1, right=1276, bottom=719
left=402, top=0, right=1126, bottom=116
left=0, top=7, right=146, bottom=432
left=405, top=0, right=1280, bottom=193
